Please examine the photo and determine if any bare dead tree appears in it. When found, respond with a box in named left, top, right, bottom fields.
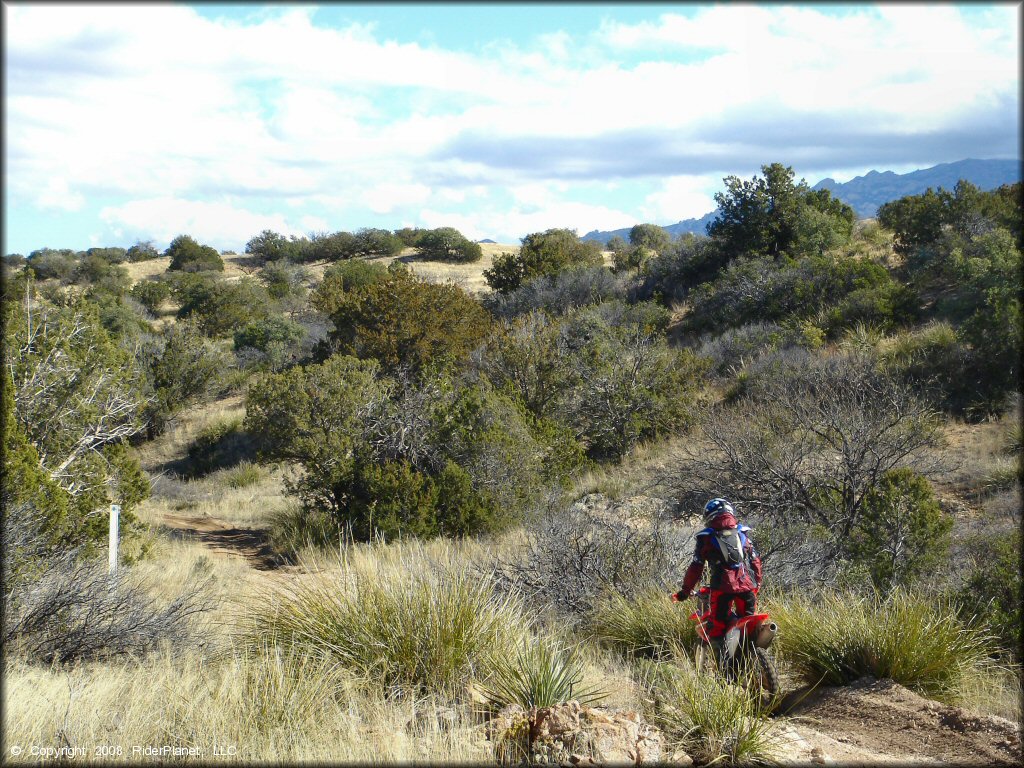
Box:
left=664, top=350, right=942, bottom=584
left=3, top=505, right=210, bottom=664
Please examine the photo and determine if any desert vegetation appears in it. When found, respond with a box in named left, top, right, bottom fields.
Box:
left=3, top=171, right=1021, bottom=764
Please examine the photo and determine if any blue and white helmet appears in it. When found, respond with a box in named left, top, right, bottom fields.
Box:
left=703, top=497, right=734, bottom=523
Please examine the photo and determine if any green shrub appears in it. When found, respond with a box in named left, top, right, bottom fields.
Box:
left=233, top=316, right=305, bottom=353
left=842, top=468, right=952, bottom=592
left=166, top=234, right=223, bottom=272
left=769, top=589, right=996, bottom=699
left=248, top=567, right=525, bottom=696
left=480, top=639, right=606, bottom=710
left=177, top=277, right=271, bottom=337
left=589, top=588, right=698, bottom=659
left=414, top=227, right=482, bottom=263
left=484, top=229, right=602, bottom=294
left=635, top=660, right=778, bottom=766
left=130, top=280, right=171, bottom=314
left=960, top=530, right=1021, bottom=657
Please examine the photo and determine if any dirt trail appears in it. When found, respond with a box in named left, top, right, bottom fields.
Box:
left=160, top=512, right=289, bottom=572
left=774, top=677, right=1021, bottom=765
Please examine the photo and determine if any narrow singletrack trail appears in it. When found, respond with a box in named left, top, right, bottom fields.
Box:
left=159, top=512, right=288, bottom=572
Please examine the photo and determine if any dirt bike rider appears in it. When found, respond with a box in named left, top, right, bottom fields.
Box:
left=671, top=498, right=763, bottom=667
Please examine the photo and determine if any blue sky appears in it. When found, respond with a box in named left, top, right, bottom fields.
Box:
left=4, top=2, right=1019, bottom=254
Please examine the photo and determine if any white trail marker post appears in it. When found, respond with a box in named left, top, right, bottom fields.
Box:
left=108, top=504, right=121, bottom=575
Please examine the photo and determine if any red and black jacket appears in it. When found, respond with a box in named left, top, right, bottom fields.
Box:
left=680, top=512, right=762, bottom=596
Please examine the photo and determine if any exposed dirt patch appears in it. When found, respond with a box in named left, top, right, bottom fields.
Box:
left=778, top=677, right=1021, bottom=765
left=160, top=512, right=288, bottom=571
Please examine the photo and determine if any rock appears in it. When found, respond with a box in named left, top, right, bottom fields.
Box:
left=488, top=700, right=663, bottom=765
left=668, top=749, right=694, bottom=766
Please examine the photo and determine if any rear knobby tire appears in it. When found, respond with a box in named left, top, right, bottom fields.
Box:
left=751, top=646, right=780, bottom=706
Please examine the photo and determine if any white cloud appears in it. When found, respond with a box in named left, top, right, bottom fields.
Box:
left=98, top=198, right=309, bottom=250
left=4, top=3, right=1018, bottom=249
left=641, top=176, right=719, bottom=223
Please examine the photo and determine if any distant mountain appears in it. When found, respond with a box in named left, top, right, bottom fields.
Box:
left=477, top=238, right=497, bottom=244
left=812, top=158, right=1021, bottom=218
left=581, top=158, right=1020, bottom=245
left=583, top=211, right=718, bottom=246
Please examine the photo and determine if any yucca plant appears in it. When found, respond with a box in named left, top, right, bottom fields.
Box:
left=769, top=589, right=996, bottom=700
left=588, top=587, right=698, bottom=659
left=635, top=659, right=778, bottom=766
left=480, top=639, right=607, bottom=710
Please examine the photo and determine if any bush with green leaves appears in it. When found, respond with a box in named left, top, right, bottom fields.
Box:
left=4, top=287, right=150, bottom=545
left=414, top=226, right=482, bottom=263
left=960, top=530, right=1021, bottom=658
left=176, top=276, right=272, bottom=337
left=709, top=162, right=854, bottom=260
left=352, top=227, right=404, bottom=257
left=233, top=315, right=305, bottom=354
left=258, top=259, right=308, bottom=301
left=165, top=234, right=224, bottom=272
left=685, top=252, right=916, bottom=337
left=126, top=240, right=159, bottom=262
left=638, top=234, right=730, bottom=304
left=770, top=589, right=996, bottom=700
left=26, top=248, right=79, bottom=281
left=143, top=319, right=224, bottom=434
left=319, top=268, right=492, bottom=375
left=841, top=468, right=952, bottom=592
left=130, top=279, right=172, bottom=314
left=245, top=229, right=311, bottom=263
left=247, top=357, right=576, bottom=540
left=310, top=258, right=389, bottom=316
left=308, top=230, right=359, bottom=262
left=73, top=253, right=131, bottom=294
left=696, top=321, right=823, bottom=378
left=484, top=229, right=603, bottom=294
left=483, top=265, right=623, bottom=319
left=554, top=302, right=705, bottom=460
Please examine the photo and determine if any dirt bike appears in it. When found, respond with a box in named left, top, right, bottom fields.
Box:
left=687, top=586, right=781, bottom=705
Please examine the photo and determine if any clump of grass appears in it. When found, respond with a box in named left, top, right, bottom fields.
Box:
left=223, top=460, right=264, bottom=488
left=267, top=504, right=342, bottom=560
left=588, top=587, right=698, bottom=659
left=635, top=659, right=778, bottom=766
left=769, top=589, right=996, bottom=700
left=246, top=565, right=527, bottom=697
left=234, top=640, right=350, bottom=731
left=480, top=639, right=607, bottom=710
left=981, top=456, right=1021, bottom=494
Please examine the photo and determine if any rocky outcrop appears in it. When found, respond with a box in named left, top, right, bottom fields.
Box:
left=487, top=699, right=677, bottom=765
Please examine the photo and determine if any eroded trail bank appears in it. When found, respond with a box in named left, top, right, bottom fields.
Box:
left=778, top=677, right=1021, bottom=765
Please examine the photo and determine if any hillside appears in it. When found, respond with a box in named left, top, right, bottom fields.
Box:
left=582, top=157, right=1020, bottom=244
left=4, top=177, right=1020, bottom=765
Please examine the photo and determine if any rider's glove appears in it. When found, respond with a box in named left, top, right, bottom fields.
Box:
left=670, top=590, right=689, bottom=602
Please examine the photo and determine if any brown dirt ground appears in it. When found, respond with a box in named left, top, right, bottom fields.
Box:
left=159, top=512, right=287, bottom=572
left=775, top=677, right=1021, bottom=766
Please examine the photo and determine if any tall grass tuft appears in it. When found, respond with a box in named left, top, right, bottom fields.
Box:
left=245, top=564, right=527, bottom=697
left=480, top=639, right=607, bottom=710
left=636, top=659, right=778, bottom=766
left=588, top=588, right=698, bottom=659
left=769, top=589, right=997, bottom=699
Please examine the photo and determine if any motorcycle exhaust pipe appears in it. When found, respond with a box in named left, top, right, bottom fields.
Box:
left=754, top=622, right=778, bottom=649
